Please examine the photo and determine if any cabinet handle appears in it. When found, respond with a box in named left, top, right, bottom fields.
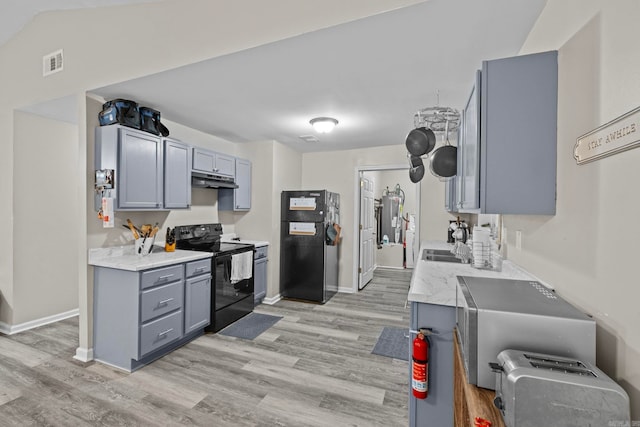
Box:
left=158, top=298, right=174, bottom=305
left=158, top=274, right=174, bottom=281
left=158, top=328, right=174, bottom=337
left=195, top=267, right=205, bottom=273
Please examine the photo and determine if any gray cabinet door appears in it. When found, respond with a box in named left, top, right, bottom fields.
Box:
left=192, top=148, right=235, bottom=177
left=163, top=138, right=191, bottom=209
left=215, top=153, right=235, bottom=177
left=444, top=176, right=458, bottom=213
left=192, top=148, right=215, bottom=173
left=480, top=50, right=557, bottom=214
left=219, top=157, right=251, bottom=211
left=184, top=274, right=211, bottom=334
left=118, top=128, right=163, bottom=209
left=254, top=258, right=267, bottom=304
left=459, top=71, right=481, bottom=213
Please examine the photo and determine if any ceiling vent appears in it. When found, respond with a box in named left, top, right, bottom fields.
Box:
left=299, top=135, right=320, bottom=143
left=43, top=49, right=63, bottom=77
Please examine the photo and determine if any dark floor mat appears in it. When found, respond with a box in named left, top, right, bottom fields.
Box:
left=371, top=326, right=410, bottom=361
left=218, top=312, right=283, bottom=340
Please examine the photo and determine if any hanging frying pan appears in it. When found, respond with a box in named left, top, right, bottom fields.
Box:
left=405, top=127, right=436, bottom=156
left=429, top=145, right=457, bottom=178
left=429, top=119, right=457, bottom=178
left=408, top=155, right=425, bottom=183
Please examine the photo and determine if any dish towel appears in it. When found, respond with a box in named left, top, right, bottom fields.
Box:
left=231, top=251, right=253, bottom=283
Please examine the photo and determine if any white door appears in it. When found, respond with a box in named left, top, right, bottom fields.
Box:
left=359, top=176, right=375, bottom=289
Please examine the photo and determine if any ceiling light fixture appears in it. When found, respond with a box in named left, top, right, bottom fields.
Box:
left=310, top=117, right=339, bottom=133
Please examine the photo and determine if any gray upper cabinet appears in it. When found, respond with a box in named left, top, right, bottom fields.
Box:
left=163, top=138, right=191, bottom=209
left=458, top=71, right=481, bottom=212
left=96, top=125, right=164, bottom=210
left=219, top=158, right=252, bottom=211
left=117, top=127, right=164, bottom=210
left=445, top=176, right=458, bottom=213
left=192, top=147, right=235, bottom=177
left=458, top=50, right=558, bottom=215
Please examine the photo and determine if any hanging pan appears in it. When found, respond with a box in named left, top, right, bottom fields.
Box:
left=408, top=155, right=425, bottom=183
left=405, top=127, right=436, bottom=156
left=429, top=120, right=457, bottom=179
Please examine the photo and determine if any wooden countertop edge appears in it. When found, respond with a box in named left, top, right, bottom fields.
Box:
left=454, top=329, right=506, bottom=427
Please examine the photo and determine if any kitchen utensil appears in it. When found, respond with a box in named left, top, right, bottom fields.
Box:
left=429, top=145, right=457, bottom=178
left=429, top=119, right=458, bottom=178
left=408, top=155, right=425, bottom=183
left=126, top=219, right=139, bottom=239
left=405, top=127, right=436, bottom=156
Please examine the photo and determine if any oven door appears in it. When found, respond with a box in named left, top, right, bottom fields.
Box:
left=214, top=252, right=254, bottom=311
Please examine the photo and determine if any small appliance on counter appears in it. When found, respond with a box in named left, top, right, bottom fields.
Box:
left=456, top=276, right=596, bottom=390
left=492, top=349, right=630, bottom=427
left=448, top=218, right=468, bottom=243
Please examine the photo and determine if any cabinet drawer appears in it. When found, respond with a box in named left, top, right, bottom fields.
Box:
left=139, top=310, right=183, bottom=358
left=140, top=281, right=184, bottom=323
left=186, top=259, right=211, bottom=278
left=140, top=264, right=183, bottom=290
left=255, top=246, right=268, bottom=260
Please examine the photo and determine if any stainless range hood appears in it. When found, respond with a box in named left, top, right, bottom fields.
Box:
left=191, top=171, right=238, bottom=189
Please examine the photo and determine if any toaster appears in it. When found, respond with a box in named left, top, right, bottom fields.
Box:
left=492, top=349, right=630, bottom=427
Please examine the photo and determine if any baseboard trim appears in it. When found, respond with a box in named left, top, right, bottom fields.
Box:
left=0, top=308, right=79, bottom=335
left=262, top=294, right=281, bottom=305
left=338, top=286, right=355, bottom=294
left=74, top=347, right=94, bottom=363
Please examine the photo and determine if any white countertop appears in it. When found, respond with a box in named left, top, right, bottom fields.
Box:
left=408, top=240, right=542, bottom=307
left=88, top=246, right=212, bottom=272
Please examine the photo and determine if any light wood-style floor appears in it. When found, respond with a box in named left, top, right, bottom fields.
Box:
left=0, top=268, right=413, bottom=426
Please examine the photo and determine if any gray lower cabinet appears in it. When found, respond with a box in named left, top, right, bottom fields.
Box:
left=184, top=259, right=212, bottom=334
left=409, top=302, right=456, bottom=427
left=93, top=261, right=211, bottom=372
left=163, top=138, right=192, bottom=209
left=219, top=157, right=251, bottom=211
left=253, top=245, right=268, bottom=304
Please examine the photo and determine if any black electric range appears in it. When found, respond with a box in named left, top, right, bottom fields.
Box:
left=175, top=223, right=255, bottom=332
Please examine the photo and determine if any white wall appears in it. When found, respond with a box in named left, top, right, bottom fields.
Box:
left=505, top=0, right=640, bottom=417
left=11, top=111, right=79, bottom=325
left=230, top=140, right=303, bottom=301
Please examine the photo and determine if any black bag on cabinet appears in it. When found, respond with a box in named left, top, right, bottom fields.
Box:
left=139, top=106, right=170, bottom=137
left=98, top=99, right=141, bottom=130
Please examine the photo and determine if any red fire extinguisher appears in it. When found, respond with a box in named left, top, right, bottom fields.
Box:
left=412, top=330, right=429, bottom=399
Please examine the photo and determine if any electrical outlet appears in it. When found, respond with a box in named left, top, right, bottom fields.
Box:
left=515, top=230, right=522, bottom=250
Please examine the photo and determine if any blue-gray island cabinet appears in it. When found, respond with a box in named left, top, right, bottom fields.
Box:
left=90, top=248, right=212, bottom=372
left=409, top=301, right=456, bottom=426
left=408, top=241, right=537, bottom=426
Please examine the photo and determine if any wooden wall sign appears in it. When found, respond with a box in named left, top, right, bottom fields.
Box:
left=575, top=106, right=640, bottom=164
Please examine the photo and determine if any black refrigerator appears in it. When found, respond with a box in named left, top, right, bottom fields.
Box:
left=280, top=190, right=340, bottom=303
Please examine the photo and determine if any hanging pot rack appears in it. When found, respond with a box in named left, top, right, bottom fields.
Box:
left=413, top=106, right=461, bottom=133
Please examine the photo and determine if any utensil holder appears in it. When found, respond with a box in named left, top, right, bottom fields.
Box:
left=135, top=236, right=155, bottom=256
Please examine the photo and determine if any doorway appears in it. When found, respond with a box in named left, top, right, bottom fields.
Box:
left=354, top=165, right=420, bottom=290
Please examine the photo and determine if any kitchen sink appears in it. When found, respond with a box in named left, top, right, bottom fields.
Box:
left=421, top=248, right=464, bottom=263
